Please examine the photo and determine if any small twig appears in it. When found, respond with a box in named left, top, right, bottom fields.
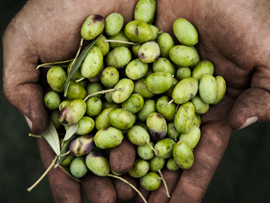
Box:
left=168, top=99, right=174, bottom=105
left=58, top=151, right=70, bottom=159
left=158, top=169, right=170, bottom=198
left=69, top=38, right=84, bottom=72
left=64, top=38, right=84, bottom=97
left=104, top=39, right=139, bottom=46
left=61, top=140, right=65, bottom=148
left=142, top=137, right=158, bottom=156
left=29, top=133, right=43, bottom=138
left=76, top=77, right=85, bottom=82
left=84, top=87, right=124, bottom=102
left=107, top=174, right=148, bottom=203
left=36, top=59, right=73, bottom=70
left=27, top=156, right=57, bottom=192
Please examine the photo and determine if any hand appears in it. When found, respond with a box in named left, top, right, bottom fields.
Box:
left=3, top=0, right=137, bottom=202
left=141, top=0, right=270, bottom=202
left=3, top=0, right=270, bottom=203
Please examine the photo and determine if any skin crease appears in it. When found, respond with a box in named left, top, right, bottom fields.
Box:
left=2, top=0, right=270, bottom=203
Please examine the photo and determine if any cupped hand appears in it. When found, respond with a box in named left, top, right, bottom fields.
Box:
left=142, top=0, right=270, bottom=202
left=3, top=0, right=270, bottom=202
left=3, top=0, right=137, bottom=202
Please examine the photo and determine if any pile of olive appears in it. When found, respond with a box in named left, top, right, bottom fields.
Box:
left=43, top=0, right=226, bottom=195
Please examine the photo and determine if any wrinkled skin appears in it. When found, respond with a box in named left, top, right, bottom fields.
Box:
left=3, top=0, right=270, bottom=202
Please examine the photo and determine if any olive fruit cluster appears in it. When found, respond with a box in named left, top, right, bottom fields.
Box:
left=43, top=0, right=226, bottom=195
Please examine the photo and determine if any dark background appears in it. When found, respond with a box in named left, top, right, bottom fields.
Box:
left=1, top=1, right=270, bottom=203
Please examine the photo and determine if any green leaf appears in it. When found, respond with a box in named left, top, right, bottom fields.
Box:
left=63, top=123, right=78, bottom=142
left=55, top=134, right=77, bottom=168
left=59, top=165, right=82, bottom=183
left=64, top=34, right=102, bottom=96
left=42, top=121, right=60, bottom=156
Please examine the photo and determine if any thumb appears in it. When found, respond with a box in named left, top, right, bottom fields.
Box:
left=3, top=12, right=48, bottom=134
left=229, top=87, right=270, bottom=130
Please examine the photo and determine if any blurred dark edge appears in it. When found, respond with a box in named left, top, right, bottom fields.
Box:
left=1, top=0, right=270, bottom=203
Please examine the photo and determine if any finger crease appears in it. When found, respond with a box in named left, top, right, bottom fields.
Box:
left=180, top=176, right=206, bottom=194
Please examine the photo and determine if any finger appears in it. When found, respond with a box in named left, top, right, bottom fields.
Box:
left=112, top=173, right=139, bottom=201
left=37, top=138, right=82, bottom=203
left=110, top=138, right=136, bottom=174
left=229, top=88, right=270, bottom=130
left=148, top=168, right=182, bottom=203
left=82, top=173, right=116, bottom=203
left=133, top=184, right=151, bottom=203
left=169, top=122, right=232, bottom=202
left=169, top=101, right=233, bottom=203
left=3, top=11, right=47, bottom=134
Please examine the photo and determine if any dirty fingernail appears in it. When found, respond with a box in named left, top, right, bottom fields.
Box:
left=239, top=116, right=258, bottom=130
left=23, top=114, right=32, bottom=130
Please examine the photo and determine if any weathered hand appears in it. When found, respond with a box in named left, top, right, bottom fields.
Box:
left=3, top=0, right=137, bottom=202
left=3, top=0, right=138, bottom=134
left=4, top=0, right=270, bottom=202
left=141, top=0, right=270, bottom=202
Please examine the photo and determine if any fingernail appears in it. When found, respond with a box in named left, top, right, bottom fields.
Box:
left=23, top=114, right=32, bottom=130
left=239, top=116, right=258, bottom=130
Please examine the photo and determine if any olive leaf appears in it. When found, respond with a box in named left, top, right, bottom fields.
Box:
left=36, top=59, right=73, bottom=70
left=42, top=120, right=60, bottom=156
left=59, top=165, right=82, bottom=183
left=64, top=33, right=102, bottom=96
left=63, top=123, right=78, bottom=142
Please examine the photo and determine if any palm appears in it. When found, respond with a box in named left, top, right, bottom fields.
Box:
left=152, top=0, right=270, bottom=202
left=27, top=0, right=135, bottom=63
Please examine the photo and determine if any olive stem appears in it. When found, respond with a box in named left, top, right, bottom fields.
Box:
left=83, top=87, right=124, bottom=102
left=76, top=77, right=85, bottom=82
left=29, top=133, right=42, bottom=138
left=168, top=99, right=174, bottom=105
left=142, top=137, right=158, bottom=156
left=104, top=39, right=139, bottom=46
left=63, top=38, right=84, bottom=97
left=158, top=169, right=170, bottom=198
left=69, top=38, right=84, bottom=72
left=173, top=104, right=180, bottom=141
left=107, top=174, right=148, bottom=203
left=27, top=156, right=57, bottom=192
left=61, top=140, right=65, bottom=148
left=58, top=151, right=70, bottom=159
left=35, top=59, right=74, bottom=70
